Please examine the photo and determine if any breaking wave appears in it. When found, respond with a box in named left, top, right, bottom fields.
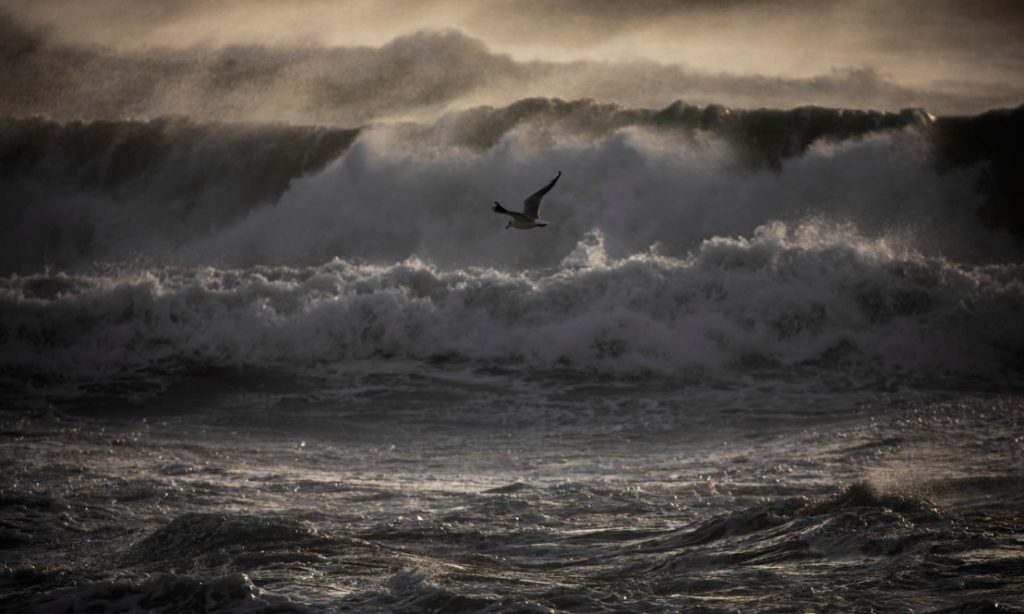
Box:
left=2, top=222, right=1021, bottom=380
left=2, top=101, right=1022, bottom=275
left=2, top=99, right=1022, bottom=383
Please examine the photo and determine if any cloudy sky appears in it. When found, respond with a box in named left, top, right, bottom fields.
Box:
left=3, top=0, right=1022, bottom=123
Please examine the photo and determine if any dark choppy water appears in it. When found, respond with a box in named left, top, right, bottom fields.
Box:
left=3, top=368, right=1023, bottom=612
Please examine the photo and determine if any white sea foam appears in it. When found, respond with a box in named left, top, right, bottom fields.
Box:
left=3, top=220, right=1021, bottom=378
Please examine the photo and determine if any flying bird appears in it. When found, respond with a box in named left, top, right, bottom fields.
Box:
left=492, top=171, right=561, bottom=229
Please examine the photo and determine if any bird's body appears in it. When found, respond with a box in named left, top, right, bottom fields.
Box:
left=492, top=171, right=560, bottom=230
left=491, top=203, right=548, bottom=229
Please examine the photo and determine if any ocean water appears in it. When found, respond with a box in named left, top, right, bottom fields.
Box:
left=3, top=69, right=1024, bottom=613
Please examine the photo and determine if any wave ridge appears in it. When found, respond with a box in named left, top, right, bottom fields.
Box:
left=2, top=223, right=1021, bottom=380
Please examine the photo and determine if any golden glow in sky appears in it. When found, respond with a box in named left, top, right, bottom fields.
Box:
left=3, top=0, right=1022, bottom=123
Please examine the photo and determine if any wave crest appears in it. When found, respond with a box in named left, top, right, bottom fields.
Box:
left=2, top=222, right=1021, bottom=381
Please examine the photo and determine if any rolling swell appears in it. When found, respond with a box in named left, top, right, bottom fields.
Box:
left=607, top=482, right=1012, bottom=610
left=24, top=481, right=1019, bottom=612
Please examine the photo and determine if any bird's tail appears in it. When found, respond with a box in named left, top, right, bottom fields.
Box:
left=492, top=201, right=511, bottom=214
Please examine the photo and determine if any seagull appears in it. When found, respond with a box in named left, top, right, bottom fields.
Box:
left=492, top=171, right=561, bottom=229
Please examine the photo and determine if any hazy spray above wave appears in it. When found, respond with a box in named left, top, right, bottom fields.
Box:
left=190, top=120, right=987, bottom=270
left=2, top=2, right=1023, bottom=124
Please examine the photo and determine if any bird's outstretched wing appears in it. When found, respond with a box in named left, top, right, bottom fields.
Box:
left=522, top=171, right=561, bottom=219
